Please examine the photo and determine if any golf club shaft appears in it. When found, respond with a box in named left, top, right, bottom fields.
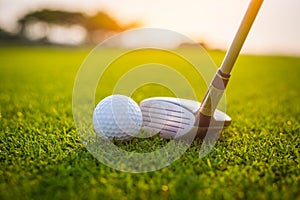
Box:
left=220, top=0, right=264, bottom=74
left=199, top=0, right=263, bottom=126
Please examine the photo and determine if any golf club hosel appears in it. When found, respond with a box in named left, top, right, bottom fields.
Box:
left=199, top=69, right=230, bottom=126
left=212, top=69, right=231, bottom=90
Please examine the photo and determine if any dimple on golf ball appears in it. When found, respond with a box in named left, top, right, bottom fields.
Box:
left=93, top=95, right=142, bottom=141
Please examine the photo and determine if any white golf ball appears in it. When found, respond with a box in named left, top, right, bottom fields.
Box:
left=93, top=95, right=142, bottom=141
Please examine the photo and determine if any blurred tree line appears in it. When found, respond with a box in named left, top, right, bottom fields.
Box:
left=0, top=9, right=139, bottom=45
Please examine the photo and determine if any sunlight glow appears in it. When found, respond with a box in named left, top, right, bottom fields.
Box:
left=0, top=0, right=299, bottom=55
left=47, top=25, right=86, bottom=45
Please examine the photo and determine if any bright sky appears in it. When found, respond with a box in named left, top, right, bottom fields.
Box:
left=0, top=0, right=299, bottom=55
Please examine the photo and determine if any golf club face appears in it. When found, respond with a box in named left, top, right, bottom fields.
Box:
left=140, top=98, right=196, bottom=139
left=140, top=97, right=231, bottom=139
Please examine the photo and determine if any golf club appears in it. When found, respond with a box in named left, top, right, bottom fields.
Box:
left=140, top=0, right=264, bottom=139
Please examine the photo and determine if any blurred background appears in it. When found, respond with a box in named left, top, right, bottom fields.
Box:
left=1, top=1, right=299, bottom=198
left=0, top=0, right=299, bottom=56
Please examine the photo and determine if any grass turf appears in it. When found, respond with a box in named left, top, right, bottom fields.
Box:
left=0, top=47, right=299, bottom=199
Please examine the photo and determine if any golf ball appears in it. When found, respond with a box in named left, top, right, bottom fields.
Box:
left=93, top=95, right=142, bottom=141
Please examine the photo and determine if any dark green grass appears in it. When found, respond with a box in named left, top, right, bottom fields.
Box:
left=0, top=47, right=299, bottom=200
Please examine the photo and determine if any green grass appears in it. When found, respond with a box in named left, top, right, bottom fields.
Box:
left=0, top=47, right=299, bottom=199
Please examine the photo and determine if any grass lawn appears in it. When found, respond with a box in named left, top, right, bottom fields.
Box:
left=0, top=47, right=299, bottom=199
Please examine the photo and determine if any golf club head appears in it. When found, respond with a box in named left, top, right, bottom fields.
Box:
left=140, top=97, right=231, bottom=139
